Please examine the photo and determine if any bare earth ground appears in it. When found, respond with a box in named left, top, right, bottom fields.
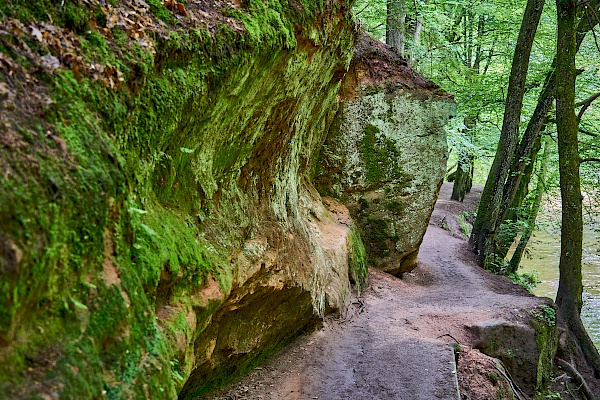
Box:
left=199, top=183, right=555, bottom=400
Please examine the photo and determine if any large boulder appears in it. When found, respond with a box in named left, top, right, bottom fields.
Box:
left=316, top=33, right=456, bottom=276
left=470, top=304, right=558, bottom=395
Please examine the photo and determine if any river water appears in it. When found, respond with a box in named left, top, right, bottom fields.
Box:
left=519, top=215, right=600, bottom=349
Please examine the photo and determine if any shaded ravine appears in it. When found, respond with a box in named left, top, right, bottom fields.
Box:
left=199, top=183, right=549, bottom=399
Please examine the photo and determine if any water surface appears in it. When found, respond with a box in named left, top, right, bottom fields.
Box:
left=519, top=216, right=600, bottom=349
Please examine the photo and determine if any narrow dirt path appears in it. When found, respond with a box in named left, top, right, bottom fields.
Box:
left=200, top=183, right=548, bottom=399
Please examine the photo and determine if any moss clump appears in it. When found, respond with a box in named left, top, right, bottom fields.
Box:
left=385, top=200, right=405, bottom=214
left=359, top=123, right=404, bottom=185
left=361, top=218, right=398, bottom=258
left=530, top=305, right=558, bottom=391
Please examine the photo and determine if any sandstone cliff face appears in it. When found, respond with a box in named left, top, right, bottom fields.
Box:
left=316, top=33, right=456, bottom=276
left=1, top=2, right=446, bottom=399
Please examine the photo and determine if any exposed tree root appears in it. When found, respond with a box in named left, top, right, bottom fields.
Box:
left=557, top=357, right=597, bottom=400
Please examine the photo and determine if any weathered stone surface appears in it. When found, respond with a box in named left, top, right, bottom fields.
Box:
left=470, top=311, right=558, bottom=395
left=316, top=33, right=456, bottom=275
left=0, top=2, right=450, bottom=398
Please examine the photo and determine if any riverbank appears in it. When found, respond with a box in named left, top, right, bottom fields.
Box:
left=199, top=183, right=587, bottom=399
left=519, top=213, right=600, bottom=351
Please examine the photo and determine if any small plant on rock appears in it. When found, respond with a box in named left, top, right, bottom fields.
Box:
left=530, top=305, right=556, bottom=327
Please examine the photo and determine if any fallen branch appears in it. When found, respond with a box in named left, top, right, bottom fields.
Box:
left=341, top=298, right=365, bottom=323
left=557, top=357, right=597, bottom=400
left=436, top=333, right=461, bottom=344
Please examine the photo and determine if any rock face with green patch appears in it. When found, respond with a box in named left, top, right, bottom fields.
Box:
left=0, top=1, right=366, bottom=398
left=316, top=32, right=456, bottom=275
left=0, top=1, right=452, bottom=398
left=470, top=304, right=558, bottom=396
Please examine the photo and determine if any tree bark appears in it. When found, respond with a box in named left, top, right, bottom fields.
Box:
left=387, top=0, right=406, bottom=57
left=494, top=0, right=599, bottom=249
left=452, top=114, right=477, bottom=201
left=470, top=0, right=546, bottom=266
left=555, top=0, right=600, bottom=377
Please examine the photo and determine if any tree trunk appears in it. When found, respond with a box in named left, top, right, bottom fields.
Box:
left=473, top=15, right=486, bottom=73
left=451, top=157, right=473, bottom=202
left=506, top=134, right=543, bottom=223
left=508, top=137, right=549, bottom=274
left=494, top=134, right=543, bottom=261
left=555, top=0, right=600, bottom=377
left=494, top=0, right=599, bottom=244
left=387, top=0, right=406, bottom=57
left=470, top=0, right=546, bottom=266
left=409, top=0, right=428, bottom=65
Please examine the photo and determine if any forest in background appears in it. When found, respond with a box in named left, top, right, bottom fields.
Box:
left=355, top=0, right=599, bottom=209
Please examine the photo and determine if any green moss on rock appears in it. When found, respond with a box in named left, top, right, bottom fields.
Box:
left=359, top=123, right=404, bottom=185
left=0, top=0, right=358, bottom=398
left=348, top=226, right=368, bottom=293
left=530, top=306, right=559, bottom=391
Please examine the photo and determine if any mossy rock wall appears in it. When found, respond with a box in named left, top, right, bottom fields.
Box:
left=0, top=1, right=365, bottom=398
left=315, top=32, right=456, bottom=276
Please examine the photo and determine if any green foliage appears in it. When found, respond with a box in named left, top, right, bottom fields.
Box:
left=535, top=390, right=562, bottom=399
left=456, top=212, right=471, bottom=236
left=531, top=304, right=556, bottom=327
left=146, top=0, right=175, bottom=24
left=487, top=370, right=500, bottom=385
left=507, top=270, right=539, bottom=293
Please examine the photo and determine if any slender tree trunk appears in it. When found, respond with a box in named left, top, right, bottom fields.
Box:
left=387, top=0, right=406, bottom=57
left=506, top=134, right=543, bottom=223
left=555, top=0, right=600, bottom=377
left=495, top=135, right=543, bottom=260
left=409, top=0, right=428, bottom=65
left=466, top=11, right=474, bottom=68
left=495, top=0, right=599, bottom=244
left=470, top=0, right=546, bottom=266
left=473, top=15, right=486, bottom=73
left=452, top=114, right=477, bottom=201
left=508, top=137, right=549, bottom=273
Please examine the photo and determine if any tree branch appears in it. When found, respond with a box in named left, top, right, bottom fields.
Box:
left=577, top=92, right=600, bottom=120
left=580, top=157, right=600, bottom=163
left=579, top=126, right=599, bottom=137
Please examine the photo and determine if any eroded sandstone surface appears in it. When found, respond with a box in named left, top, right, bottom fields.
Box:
left=0, top=1, right=453, bottom=398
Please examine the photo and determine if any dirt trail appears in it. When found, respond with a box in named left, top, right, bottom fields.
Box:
left=200, top=183, right=548, bottom=399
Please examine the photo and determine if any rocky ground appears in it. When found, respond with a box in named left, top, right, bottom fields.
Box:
left=197, top=183, right=583, bottom=400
